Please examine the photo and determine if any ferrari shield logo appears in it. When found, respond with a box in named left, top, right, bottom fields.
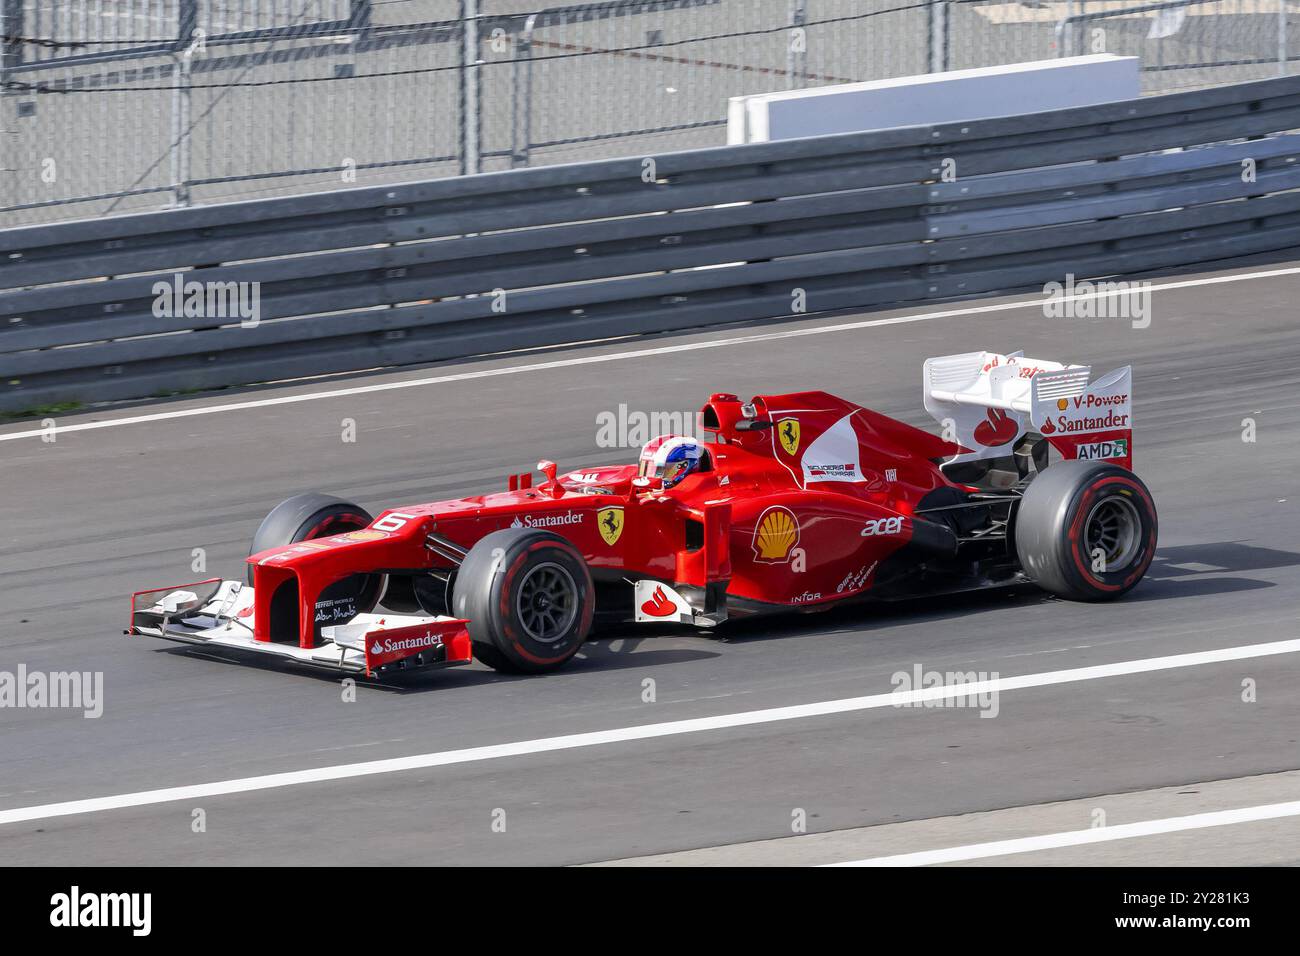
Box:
left=597, top=506, right=624, bottom=546
left=777, top=418, right=801, bottom=455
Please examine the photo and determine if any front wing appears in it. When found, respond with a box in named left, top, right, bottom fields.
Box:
left=129, top=579, right=471, bottom=677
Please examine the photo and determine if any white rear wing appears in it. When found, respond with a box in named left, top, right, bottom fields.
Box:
left=924, top=351, right=1133, bottom=468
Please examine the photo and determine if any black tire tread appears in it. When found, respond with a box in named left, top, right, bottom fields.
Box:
left=247, top=493, right=372, bottom=584
left=1014, top=460, right=1157, bottom=601
left=453, top=528, right=594, bottom=674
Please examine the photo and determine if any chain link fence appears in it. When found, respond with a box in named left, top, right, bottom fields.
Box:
left=2, top=0, right=1298, bottom=225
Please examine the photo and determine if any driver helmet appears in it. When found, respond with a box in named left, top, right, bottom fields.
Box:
left=638, top=435, right=704, bottom=489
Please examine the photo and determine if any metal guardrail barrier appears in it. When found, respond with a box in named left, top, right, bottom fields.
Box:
left=2, top=74, right=1300, bottom=414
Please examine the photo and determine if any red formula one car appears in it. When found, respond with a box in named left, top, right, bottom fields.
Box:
left=129, top=350, right=1157, bottom=677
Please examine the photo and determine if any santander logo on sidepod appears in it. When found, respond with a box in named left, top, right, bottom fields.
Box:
left=640, top=585, right=676, bottom=618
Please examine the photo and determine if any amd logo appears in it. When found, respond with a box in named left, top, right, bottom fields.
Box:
left=1077, top=438, right=1129, bottom=461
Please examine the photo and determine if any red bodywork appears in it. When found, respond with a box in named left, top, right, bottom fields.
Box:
left=247, top=391, right=965, bottom=648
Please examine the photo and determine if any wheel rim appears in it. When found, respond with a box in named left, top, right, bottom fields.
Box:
left=1084, top=496, right=1142, bottom=571
left=515, top=562, right=578, bottom=644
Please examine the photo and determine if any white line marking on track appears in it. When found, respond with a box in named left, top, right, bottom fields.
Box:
left=4, top=264, right=1299, bottom=443
left=824, top=800, right=1300, bottom=866
left=1, top=638, right=1297, bottom=827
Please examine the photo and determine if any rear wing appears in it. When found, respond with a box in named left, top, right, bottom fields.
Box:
left=923, top=351, right=1132, bottom=469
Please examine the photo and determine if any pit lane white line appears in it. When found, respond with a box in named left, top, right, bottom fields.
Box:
left=824, top=800, right=1300, bottom=867
left=1, top=638, right=1297, bottom=828
left=4, top=264, right=1298, bottom=443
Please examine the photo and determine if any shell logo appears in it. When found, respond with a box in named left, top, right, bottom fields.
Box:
left=1056, top=398, right=1069, bottom=411
left=342, top=530, right=387, bottom=542
left=752, top=506, right=800, bottom=563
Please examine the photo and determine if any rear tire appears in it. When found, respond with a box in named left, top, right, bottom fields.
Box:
left=1014, top=461, right=1157, bottom=601
left=452, top=528, right=594, bottom=674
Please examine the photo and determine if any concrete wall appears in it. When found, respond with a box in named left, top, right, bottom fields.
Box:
left=727, top=54, right=1140, bottom=143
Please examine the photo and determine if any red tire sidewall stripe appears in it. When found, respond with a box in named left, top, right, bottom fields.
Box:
left=502, top=540, right=591, bottom=666
left=1066, top=475, right=1156, bottom=591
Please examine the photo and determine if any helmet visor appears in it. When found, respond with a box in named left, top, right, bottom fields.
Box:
left=662, top=460, right=690, bottom=485
left=637, top=456, right=691, bottom=485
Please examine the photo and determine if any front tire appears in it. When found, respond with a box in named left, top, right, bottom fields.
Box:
left=1014, top=461, right=1157, bottom=601
left=452, top=528, right=594, bottom=674
left=247, top=494, right=382, bottom=624
left=247, top=493, right=374, bottom=581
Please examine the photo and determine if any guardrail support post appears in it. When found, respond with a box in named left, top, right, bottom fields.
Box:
left=1280, top=0, right=1289, bottom=76
left=787, top=0, right=807, bottom=89
left=928, top=0, right=948, bottom=74
left=1, top=0, right=23, bottom=70
left=460, top=0, right=481, bottom=176
left=1062, top=1, right=1075, bottom=58
left=170, top=53, right=193, bottom=208
left=511, top=14, right=536, bottom=168
left=177, top=0, right=197, bottom=48
left=0, top=0, right=15, bottom=213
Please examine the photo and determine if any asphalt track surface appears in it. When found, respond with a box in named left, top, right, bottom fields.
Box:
left=2, top=255, right=1299, bottom=865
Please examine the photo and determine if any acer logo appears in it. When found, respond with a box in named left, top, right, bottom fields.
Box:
left=862, top=516, right=904, bottom=537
